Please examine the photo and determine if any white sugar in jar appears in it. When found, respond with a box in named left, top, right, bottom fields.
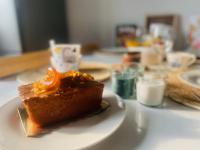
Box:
left=136, top=78, right=165, bottom=106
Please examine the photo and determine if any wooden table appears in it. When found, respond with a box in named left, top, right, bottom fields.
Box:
left=0, top=50, right=50, bottom=78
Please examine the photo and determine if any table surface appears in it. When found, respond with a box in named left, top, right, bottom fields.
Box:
left=0, top=53, right=200, bottom=150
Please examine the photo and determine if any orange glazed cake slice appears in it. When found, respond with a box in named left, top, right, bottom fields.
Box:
left=18, top=68, right=104, bottom=127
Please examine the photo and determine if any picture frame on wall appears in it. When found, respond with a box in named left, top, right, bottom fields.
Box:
left=188, top=16, right=200, bottom=50
left=145, top=14, right=179, bottom=33
left=145, top=14, right=180, bottom=49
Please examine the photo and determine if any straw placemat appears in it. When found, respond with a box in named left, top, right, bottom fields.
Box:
left=165, top=70, right=200, bottom=110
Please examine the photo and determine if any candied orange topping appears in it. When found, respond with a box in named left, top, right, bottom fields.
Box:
left=33, top=68, right=94, bottom=95
left=61, top=70, right=94, bottom=81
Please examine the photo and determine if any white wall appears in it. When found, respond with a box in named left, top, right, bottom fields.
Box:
left=0, top=0, right=21, bottom=54
left=67, top=0, right=101, bottom=44
left=67, top=0, right=200, bottom=49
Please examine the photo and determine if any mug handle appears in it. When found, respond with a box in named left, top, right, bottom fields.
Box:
left=187, top=55, right=196, bottom=66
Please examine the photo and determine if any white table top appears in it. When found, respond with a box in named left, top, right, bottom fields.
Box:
left=0, top=53, right=200, bottom=150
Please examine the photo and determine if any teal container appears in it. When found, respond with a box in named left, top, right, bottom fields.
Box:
left=111, top=63, right=143, bottom=99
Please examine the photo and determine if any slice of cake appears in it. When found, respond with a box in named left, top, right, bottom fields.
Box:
left=18, top=68, right=104, bottom=127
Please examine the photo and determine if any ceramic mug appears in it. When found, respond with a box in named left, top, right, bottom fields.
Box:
left=166, top=52, right=196, bottom=68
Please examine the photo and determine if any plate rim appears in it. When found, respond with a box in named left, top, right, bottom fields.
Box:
left=0, top=90, right=126, bottom=150
left=179, top=70, right=200, bottom=89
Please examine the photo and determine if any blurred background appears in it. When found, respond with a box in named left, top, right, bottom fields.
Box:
left=0, top=0, right=200, bottom=55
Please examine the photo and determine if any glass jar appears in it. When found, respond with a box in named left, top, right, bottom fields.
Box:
left=112, top=63, right=143, bottom=99
left=136, top=76, right=166, bottom=107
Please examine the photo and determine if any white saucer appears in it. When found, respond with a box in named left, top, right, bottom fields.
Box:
left=179, top=70, right=200, bottom=89
left=0, top=90, right=126, bottom=150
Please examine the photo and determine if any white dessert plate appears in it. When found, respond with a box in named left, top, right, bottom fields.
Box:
left=179, top=70, right=200, bottom=89
left=0, top=90, right=126, bottom=150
